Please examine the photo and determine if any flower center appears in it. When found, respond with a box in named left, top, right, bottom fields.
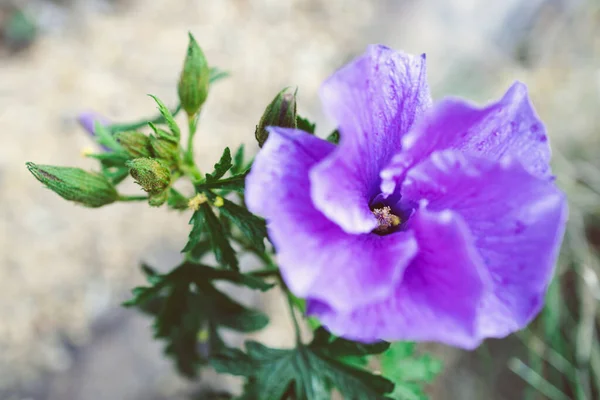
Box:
left=371, top=206, right=401, bottom=235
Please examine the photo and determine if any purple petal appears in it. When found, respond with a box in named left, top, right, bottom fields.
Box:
left=311, top=45, right=431, bottom=233
left=309, top=207, right=489, bottom=349
left=246, top=128, right=418, bottom=311
left=401, top=150, right=567, bottom=339
left=381, top=82, right=552, bottom=196
left=77, top=111, right=111, bottom=136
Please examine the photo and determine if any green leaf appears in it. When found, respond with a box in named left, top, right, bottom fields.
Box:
left=89, top=150, right=135, bottom=186
left=201, top=204, right=238, bottom=270
left=148, top=94, right=181, bottom=139
left=209, top=67, right=230, bottom=84
left=312, top=327, right=390, bottom=357
left=206, top=147, right=233, bottom=182
left=140, top=263, right=161, bottom=284
left=167, top=188, right=189, bottom=210
left=94, top=121, right=124, bottom=151
left=326, top=129, right=340, bottom=144
left=310, top=351, right=393, bottom=400
left=123, top=263, right=269, bottom=378
left=381, top=342, right=443, bottom=400
left=122, top=280, right=168, bottom=308
left=148, top=121, right=177, bottom=142
left=153, top=278, right=193, bottom=338
left=218, top=198, right=267, bottom=252
left=214, top=292, right=269, bottom=332
left=183, top=207, right=205, bottom=253
left=296, top=115, right=316, bottom=134
left=212, top=331, right=394, bottom=400
left=194, top=265, right=274, bottom=291
left=188, top=238, right=212, bottom=261
left=196, top=173, right=247, bottom=193
left=107, top=104, right=182, bottom=134
left=212, top=343, right=299, bottom=399
left=87, top=151, right=131, bottom=168
left=231, top=144, right=246, bottom=175
left=310, top=327, right=389, bottom=376
left=236, top=380, right=260, bottom=400
left=159, top=287, right=204, bottom=377
left=184, top=204, right=238, bottom=270
left=100, top=165, right=130, bottom=185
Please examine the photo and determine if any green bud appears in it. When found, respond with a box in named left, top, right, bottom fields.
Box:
left=178, top=33, right=210, bottom=117
left=114, top=131, right=152, bottom=158
left=255, top=88, right=297, bottom=147
left=26, top=162, right=118, bottom=207
left=148, top=190, right=168, bottom=207
left=126, top=158, right=171, bottom=195
left=149, top=133, right=180, bottom=166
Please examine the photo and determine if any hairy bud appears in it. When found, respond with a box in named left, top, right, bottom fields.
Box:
left=26, top=162, right=118, bottom=207
left=114, top=131, right=152, bottom=158
left=255, top=88, right=297, bottom=147
left=178, top=33, right=210, bottom=117
left=127, top=158, right=171, bottom=195
left=150, top=133, right=180, bottom=166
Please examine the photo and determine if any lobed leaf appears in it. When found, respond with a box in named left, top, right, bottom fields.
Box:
left=326, top=129, right=340, bottom=144
left=206, top=147, right=233, bottom=182
left=148, top=94, right=181, bottom=139
left=124, top=263, right=270, bottom=378
left=212, top=329, right=394, bottom=400
left=381, top=342, right=443, bottom=400
left=218, top=198, right=267, bottom=253
left=296, top=115, right=316, bottom=134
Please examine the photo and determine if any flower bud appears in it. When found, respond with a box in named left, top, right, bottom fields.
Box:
left=255, top=88, right=297, bottom=147
left=127, top=158, right=171, bottom=195
left=26, top=162, right=118, bottom=207
left=114, top=131, right=152, bottom=158
left=149, top=133, right=180, bottom=166
left=148, top=190, right=168, bottom=207
left=178, top=33, right=210, bottom=117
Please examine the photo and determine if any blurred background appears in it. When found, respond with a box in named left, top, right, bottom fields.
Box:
left=0, top=0, right=599, bottom=399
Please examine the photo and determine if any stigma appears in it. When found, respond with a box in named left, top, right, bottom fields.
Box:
left=372, top=206, right=401, bottom=234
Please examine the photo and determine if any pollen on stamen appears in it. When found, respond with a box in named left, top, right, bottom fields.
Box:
left=372, top=206, right=401, bottom=234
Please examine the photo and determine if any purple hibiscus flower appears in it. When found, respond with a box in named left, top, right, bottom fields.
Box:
left=246, top=45, right=567, bottom=349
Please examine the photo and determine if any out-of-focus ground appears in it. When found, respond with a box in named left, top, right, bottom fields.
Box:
left=0, top=0, right=598, bottom=399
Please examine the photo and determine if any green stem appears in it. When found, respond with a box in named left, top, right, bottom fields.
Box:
left=118, top=195, right=149, bottom=202
left=180, top=112, right=203, bottom=181
left=171, top=170, right=183, bottom=183
left=195, top=173, right=246, bottom=191
left=249, top=268, right=281, bottom=279
left=231, top=236, right=299, bottom=342
left=287, top=292, right=303, bottom=345
left=108, top=104, right=182, bottom=134
left=231, top=236, right=277, bottom=269
left=184, top=113, right=198, bottom=165
left=181, top=163, right=203, bottom=182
